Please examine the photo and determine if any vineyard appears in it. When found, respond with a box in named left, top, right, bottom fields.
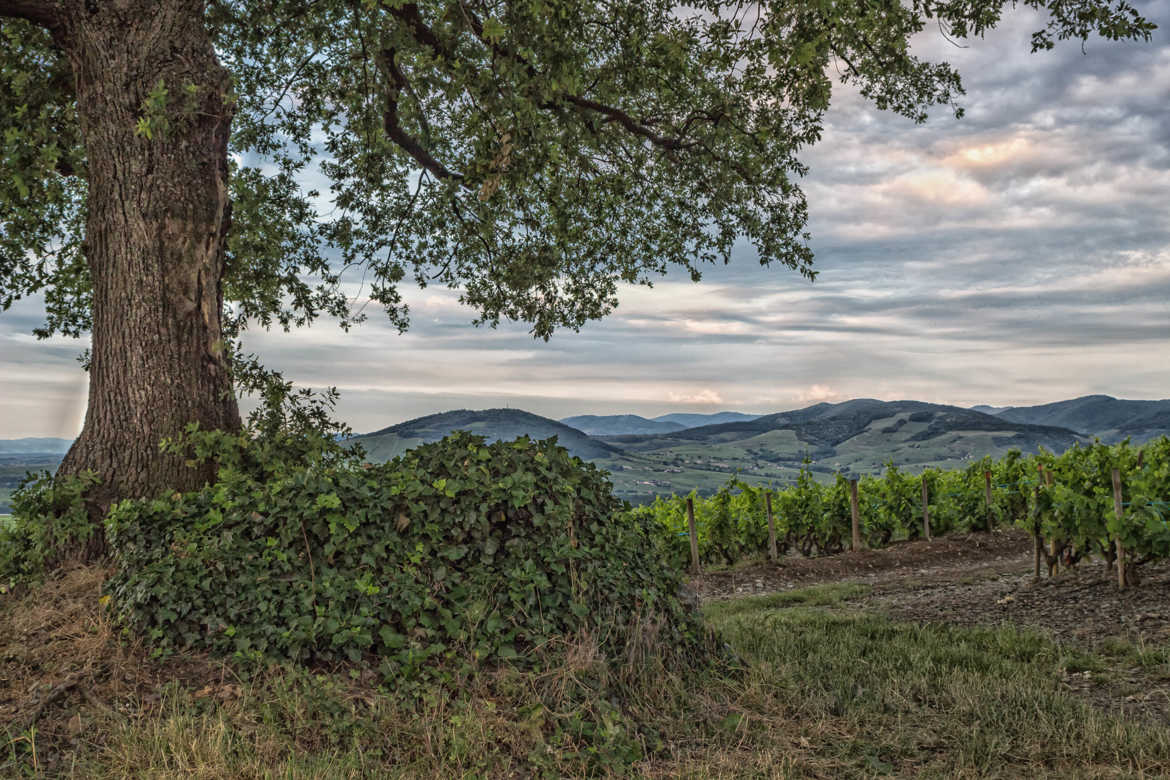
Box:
left=629, top=438, right=1170, bottom=585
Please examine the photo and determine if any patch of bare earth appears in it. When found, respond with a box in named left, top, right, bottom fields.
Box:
left=691, top=529, right=1170, bottom=724
left=690, top=529, right=1032, bottom=601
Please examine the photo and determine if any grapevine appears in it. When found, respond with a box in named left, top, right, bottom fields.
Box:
left=625, top=438, right=1170, bottom=585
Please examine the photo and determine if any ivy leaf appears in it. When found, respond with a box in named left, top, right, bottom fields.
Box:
left=481, top=17, right=506, bottom=43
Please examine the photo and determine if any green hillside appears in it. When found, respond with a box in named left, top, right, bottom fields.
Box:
left=992, top=395, right=1170, bottom=443
left=1, top=453, right=62, bottom=495
left=348, top=400, right=1089, bottom=505
left=349, top=408, right=622, bottom=462
left=601, top=400, right=1084, bottom=492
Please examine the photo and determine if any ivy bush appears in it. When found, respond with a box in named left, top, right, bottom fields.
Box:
left=104, top=429, right=708, bottom=683
left=0, top=470, right=100, bottom=592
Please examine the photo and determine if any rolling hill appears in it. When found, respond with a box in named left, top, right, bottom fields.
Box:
left=559, top=414, right=686, bottom=436
left=0, top=440, right=71, bottom=513
left=600, top=399, right=1085, bottom=486
left=348, top=408, right=622, bottom=462
left=1, top=397, right=1158, bottom=511
left=989, top=395, right=1170, bottom=443
left=351, top=400, right=1095, bottom=504
left=651, top=411, right=762, bottom=428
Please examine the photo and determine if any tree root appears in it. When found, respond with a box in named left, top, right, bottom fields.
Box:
left=13, top=672, right=123, bottom=736
left=14, top=673, right=83, bottom=735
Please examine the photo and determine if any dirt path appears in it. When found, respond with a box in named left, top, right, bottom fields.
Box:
left=691, top=530, right=1170, bottom=723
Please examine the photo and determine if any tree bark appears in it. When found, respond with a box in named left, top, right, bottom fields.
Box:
left=50, top=0, right=241, bottom=550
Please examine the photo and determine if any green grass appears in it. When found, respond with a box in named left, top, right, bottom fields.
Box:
left=6, top=581, right=1169, bottom=778
left=704, top=598, right=1167, bottom=776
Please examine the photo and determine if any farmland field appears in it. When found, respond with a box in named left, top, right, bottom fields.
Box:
left=695, top=529, right=1170, bottom=721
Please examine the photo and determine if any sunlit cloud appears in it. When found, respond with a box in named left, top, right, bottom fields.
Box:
left=881, top=167, right=991, bottom=207
left=947, top=137, right=1031, bottom=168
left=798, top=385, right=845, bottom=404
left=666, top=389, right=724, bottom=405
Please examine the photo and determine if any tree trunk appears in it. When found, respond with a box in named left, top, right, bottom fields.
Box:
left=52, top=0, right=241, bottom=552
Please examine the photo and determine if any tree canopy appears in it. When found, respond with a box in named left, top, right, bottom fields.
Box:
left=4, top=0, right=1153, bottom=345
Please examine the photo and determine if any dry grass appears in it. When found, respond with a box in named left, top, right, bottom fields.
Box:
left=4, top=568, right=1170, bottom=778
left=0, top=563, right=228, bottom=775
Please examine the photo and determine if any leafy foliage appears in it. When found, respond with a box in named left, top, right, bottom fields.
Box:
left=631, top=437, right=1170, bottom=572
left=0, top=470, right=100, bottom=591
left=1, top=1, right=1156, bottom=344
left=1024, top=438, right=1170, bottom=571
left=103, top=430, right=708, bottom=682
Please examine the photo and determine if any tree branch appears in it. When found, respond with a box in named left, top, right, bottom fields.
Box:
left=0, top=0, right=61, bottom=30
left=454, top=3, right=715, bottom=153
left=383, top=1, right=741, bottom=178
left=387, top=3, right=452, bottom=58
left=376, top=48, right=467, bottom=186
left=562, top=96, right=691, bottom=151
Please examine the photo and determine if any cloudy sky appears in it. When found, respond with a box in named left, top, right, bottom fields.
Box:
left=3, top=4, right=1169, bottom=438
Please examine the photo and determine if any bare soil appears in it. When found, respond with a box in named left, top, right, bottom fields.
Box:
left=692, top=529, right=1031, bottom=602
left=691, top=529, right=1170, bottom=723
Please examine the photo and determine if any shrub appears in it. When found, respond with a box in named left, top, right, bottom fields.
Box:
left=0, top=470, right=100, bottom=592
left=104, top=429, right=709, bottom=683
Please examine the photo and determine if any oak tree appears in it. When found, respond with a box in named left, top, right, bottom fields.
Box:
left=0, top=0, right=1154, bottom=524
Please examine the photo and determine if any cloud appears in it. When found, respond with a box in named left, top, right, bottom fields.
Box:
left=798, top=385, right=845, bottom=404
left=666, top=389, right=724, bottom=405
left=881, top=167, right=991, bottom=207
left=3, top=4, right=1170, bottom=436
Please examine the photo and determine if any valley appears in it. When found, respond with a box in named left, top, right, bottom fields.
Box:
left=5, top=395, right=1166, bottom=508
left=344, top=395, right=1168, bottom=504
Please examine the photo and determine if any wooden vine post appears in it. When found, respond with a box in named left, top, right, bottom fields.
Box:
left=1112, top=469, right=1126, bottom=590
left=849, top=478, right=861, bottom=552
left=983, top=470, right=994, bottom=529
left=686, top=497, right=701, bottom=574
left=921, top=475, right=931, bottom=541
left=1043, top=466, right=1058, bottom=576
left=1032, top=486, right=1042, bottom=580
left=765, top=491, right=778, bottom=562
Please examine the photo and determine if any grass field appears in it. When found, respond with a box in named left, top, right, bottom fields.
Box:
left=4, top=568, right=1168, bottom=778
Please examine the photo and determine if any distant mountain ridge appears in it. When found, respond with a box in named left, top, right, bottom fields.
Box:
left=651, top=411, right=762, bottom=428
left=987, top=395, right=1170, bottom=443
left=559, top=411, right=762, bottom=435
left=559, top=414, right=686, bottom=436
left=969, top=404, right=1009, bottom=415
left=0, top=437, right=73, bottom=455
left=352, top=399, right=1106, bottom=503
